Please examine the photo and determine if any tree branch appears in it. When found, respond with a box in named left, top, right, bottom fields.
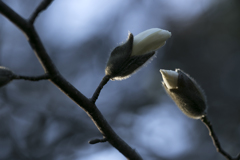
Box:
left=0, top=2, right=143, bottom=159
left=51, top=74, right=143, bottom=160
left=91, top=75, right=110, bottom=103
left=29, top=0, right=54, bottom=24
left=12, top=73, right=50, bottom=81
left=201, top=116, right=236, bottom=160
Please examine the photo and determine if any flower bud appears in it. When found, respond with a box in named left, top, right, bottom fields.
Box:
left=160, top=69, right=207, bottom=119
left=0, top=66, right=13, bottom=87
left=105, top=28, right=171, bottom=80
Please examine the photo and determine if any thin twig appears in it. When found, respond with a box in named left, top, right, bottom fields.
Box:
left=89, top=137, right=108, bottom=144
left=91, top=75, right=110, bottom=103
left=0, top=2, right=143, bottom=159
left=12, top=73, right=50, bottom=81
left=201, top=116, right=233, bottom=160
left=29, top=0, right=53, bottom=24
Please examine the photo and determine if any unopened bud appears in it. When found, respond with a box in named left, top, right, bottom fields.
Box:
left=105, top=28, right=171, bottom=80
left=160, top=69, right=207, bottom=119
left=0, top=66, right=13, bottom=87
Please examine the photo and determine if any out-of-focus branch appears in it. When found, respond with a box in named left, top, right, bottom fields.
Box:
left=0, top=2, right=143, bottom=159
left=29, top=0, right=53, bottom=24
left=12, top=73, right=50, bottom=81
left=91, top=75, right=110, bottom=103
left=201, top=116, right=239, bottom=160
left=89, top=137, right=108, bottom=144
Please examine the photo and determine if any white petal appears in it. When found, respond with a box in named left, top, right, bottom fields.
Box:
left=132, top=28, right=171, bottom=56
left=160, top=69, right=178, bottom=89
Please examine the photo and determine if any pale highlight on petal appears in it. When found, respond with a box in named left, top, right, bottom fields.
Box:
left=160, top=69, right=178, bottom=89
left=132, top=28, right=171, bottom=56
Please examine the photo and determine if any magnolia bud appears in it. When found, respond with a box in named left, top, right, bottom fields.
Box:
left=160, top=69, right=207, bottom=119
left=105, top=28, right=171, bottom=80
left=0, top=66, right=13, bottom=87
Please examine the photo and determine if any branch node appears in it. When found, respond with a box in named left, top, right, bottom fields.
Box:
left=29, top=0, right=53, bottom=24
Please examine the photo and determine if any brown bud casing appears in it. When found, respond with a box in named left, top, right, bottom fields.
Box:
left=105, top=33, right=155, bottom=80
left=163, top=69, right=207, bottom=119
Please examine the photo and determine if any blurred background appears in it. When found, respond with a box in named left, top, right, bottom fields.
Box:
left=0, top=0, right=240, bottom=159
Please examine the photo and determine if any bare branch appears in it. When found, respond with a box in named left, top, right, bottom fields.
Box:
left=51, top=74, right=143, bottom=160
left=0, top=2, right=143, bottom=159
left=201, top=116, right=233, bottom=160
left=12, top=73, right=50, bottom=81
left=91, top=75, right=110, bottom=103
left=29, top=0, right=54, bottom=24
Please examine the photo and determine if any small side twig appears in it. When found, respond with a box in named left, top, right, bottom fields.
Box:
left=201, top=115, right=233, bottom=160
left=12, top=73, right=50, bottom=81
left=91, top=75, right=110, bottom=103
left=89, top=137, right=108, bottom=144
left=29, top=0, right=53, bottom=24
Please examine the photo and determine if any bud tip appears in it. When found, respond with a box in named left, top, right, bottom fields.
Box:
left=160, top=69, right=178, bottom=89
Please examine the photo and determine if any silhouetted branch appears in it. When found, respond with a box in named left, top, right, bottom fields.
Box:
left=12, top=73, right=50, bottom=81
left=29, top=0, right=53, bottom=24
left=0, top=2, right=143, bottom=160
left=201, top=116, right=237, bottom=160
left=89, top=137, right=108, bottom=144
left=91, top=75, right=110, bottom=103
